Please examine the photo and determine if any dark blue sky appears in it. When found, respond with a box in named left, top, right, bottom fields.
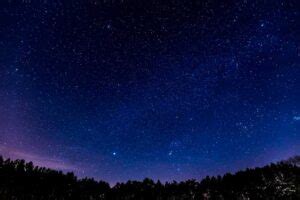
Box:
left=0, top=0, right=299, bottom=184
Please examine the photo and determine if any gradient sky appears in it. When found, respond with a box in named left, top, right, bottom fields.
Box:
left=0, top=0, right=299, bottom=185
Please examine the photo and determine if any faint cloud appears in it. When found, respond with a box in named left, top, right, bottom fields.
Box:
left=0, top=146, right=78, bottom=172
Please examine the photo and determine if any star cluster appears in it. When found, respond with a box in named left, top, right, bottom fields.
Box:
left=0, top=0, right=299, bottom=184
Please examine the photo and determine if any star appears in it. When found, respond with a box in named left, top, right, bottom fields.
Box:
left=293, top=116, right=300, bottom=121
left=0, top=0, right=298, bottom=185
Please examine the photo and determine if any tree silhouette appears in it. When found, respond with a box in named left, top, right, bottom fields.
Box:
left=0, top=155, right=299, bottom=199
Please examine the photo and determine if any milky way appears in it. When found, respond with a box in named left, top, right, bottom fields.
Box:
left=0, top=0, right=299, bottom=184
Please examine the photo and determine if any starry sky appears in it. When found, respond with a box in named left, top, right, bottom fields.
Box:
left=0, top=0, right=299, bottom=185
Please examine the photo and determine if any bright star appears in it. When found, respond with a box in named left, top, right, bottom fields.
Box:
left=293, top=116, right=300, bottom=121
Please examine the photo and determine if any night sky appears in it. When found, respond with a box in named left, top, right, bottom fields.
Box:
left=0, top=0, right=299, bottom=185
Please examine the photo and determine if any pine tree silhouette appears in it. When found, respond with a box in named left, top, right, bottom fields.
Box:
left=0, top=155, right=299, bottom=199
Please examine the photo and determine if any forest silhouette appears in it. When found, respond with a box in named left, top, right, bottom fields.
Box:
left=0, top=155, right=299, bottom=199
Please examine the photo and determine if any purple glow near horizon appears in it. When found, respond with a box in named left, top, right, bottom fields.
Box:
left=0, top=0, right=299, bottom=185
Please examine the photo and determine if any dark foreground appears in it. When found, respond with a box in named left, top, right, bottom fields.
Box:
left=0, top=156, right=299, bottom=200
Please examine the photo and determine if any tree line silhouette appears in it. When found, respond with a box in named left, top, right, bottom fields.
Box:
left=0, top=155, right=299, bottom=199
